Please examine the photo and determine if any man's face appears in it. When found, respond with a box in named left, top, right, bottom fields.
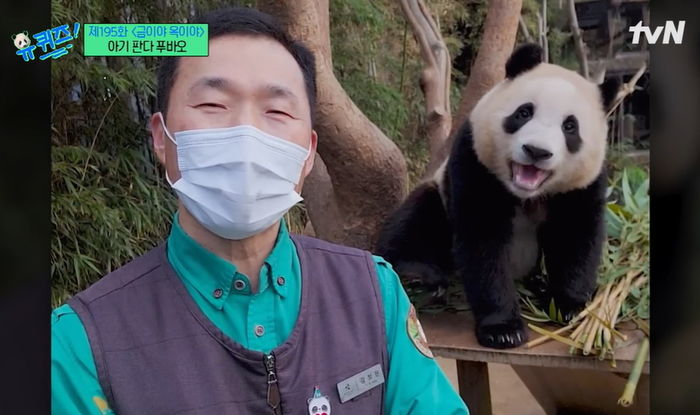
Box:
left=151, top=34, right=317, bottom=193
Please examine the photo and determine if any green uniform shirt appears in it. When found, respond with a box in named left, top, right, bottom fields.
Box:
left=52, top=214, right=469, bottom=415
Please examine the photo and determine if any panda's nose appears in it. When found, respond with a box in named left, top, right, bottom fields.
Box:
left=522, top=144, right=553, bottom=162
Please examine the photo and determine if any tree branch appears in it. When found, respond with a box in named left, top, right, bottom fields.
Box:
left=519, top=15, right=533, bottom=43
left=607, top=64, right=647, bottom=118
left=426, top=0, right=522, bottom=176
left=399, top=0, right=452, bottom=169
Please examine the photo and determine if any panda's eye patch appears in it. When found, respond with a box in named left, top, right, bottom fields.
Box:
left=562, top=116, right=578, bottom=134
left=562, top=115, right=582, bottom=153
left=503, top=103, right=535, bottom=134
left=516, top=105, right=532, bottom=120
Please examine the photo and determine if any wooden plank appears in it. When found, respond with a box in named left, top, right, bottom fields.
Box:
left=421, top=312, right=649, bottom=374
left=456, top=360, right=492, bottom=415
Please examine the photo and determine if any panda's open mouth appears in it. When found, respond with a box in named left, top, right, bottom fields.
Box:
left=511, top=162, right=552, bottom=191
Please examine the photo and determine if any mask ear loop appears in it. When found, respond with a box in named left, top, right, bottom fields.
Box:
left=158, top=112, right=178, bottom=186
left=159, top=112, right=177, bottom=145
left=302, top=134, right=315, bottom=162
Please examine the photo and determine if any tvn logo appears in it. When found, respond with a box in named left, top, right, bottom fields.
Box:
left=630, top=20, right=686, bottom=45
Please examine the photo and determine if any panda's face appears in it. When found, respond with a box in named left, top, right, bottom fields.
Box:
left=470, top=64, right=608, bottom=199
left=13, top=33, right=31, bottom=49
left=308, top=395, right=331, bottom=415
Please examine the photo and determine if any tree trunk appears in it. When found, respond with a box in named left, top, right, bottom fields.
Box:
left=425, top=0, right=522, bottom=177
left=258, top=0, right=409, bottom=250
left=399, top=0, right=452, bottom=171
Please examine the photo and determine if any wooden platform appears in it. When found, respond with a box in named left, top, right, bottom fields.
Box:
left=421, top=312, right=649, bottom=415
left=421, top=312, right=649, bottom=374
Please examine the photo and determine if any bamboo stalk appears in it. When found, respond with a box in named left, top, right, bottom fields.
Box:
left=525, top=323, right=573, bottom=348
left=583, top=283, right=611, bottom=354
left=526, top=292, right=605, bottom=348
left=529, top=324, right=584, bottom=350
left=618, top=337, right=649, bottom=407
left=527, top=271, right=647, bottom=361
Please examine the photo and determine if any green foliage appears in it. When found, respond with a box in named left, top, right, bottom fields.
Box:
left=51, top=146, right=176, bottom=307
left=601, top=166, right=650, bottom=319
left=330, top=0, right=470, bottom=184
left=520, top=0, right=580, bottom=70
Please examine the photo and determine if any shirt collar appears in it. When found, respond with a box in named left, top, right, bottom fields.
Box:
left=166, top=213, right=293, bottom=309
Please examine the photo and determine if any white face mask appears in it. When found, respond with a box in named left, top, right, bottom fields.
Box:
left=159, top=114, right=310, bottom=240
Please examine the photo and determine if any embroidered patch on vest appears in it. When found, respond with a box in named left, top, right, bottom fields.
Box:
left=407, top=304, right=433, bottom=358
left=308, top=386, right=331, bottom=415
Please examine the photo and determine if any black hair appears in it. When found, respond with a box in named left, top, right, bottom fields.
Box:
left=156, top=7, right=317, bottom=124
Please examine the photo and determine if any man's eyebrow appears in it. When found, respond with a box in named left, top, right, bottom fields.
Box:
left=263, top=84, right=299, bottom=103
left=188, top=77, right=235, bottom=95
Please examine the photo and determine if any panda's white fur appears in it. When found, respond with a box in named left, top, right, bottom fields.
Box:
left=376, top=44, right=619, bottom=349
left=470, top=63, right=608, bottom=200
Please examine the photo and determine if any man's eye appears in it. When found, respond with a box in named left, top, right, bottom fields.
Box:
left=196, top=103, right=225, bottom=109
left=268, top=109, right=292, bottom=118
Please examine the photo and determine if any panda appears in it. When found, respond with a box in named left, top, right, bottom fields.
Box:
left=375, top=44, right=620, bottom=349
left=12, top=31, right=31, bottom=50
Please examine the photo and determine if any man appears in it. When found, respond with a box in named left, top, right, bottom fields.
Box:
left=52, top=7, right=469, bottom=415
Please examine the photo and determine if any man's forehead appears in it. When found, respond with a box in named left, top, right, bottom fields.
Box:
left=176, top=35, right=306, bottom=95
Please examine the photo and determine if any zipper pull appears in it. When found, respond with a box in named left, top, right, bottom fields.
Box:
left=264, top=353, right=282, bottom=414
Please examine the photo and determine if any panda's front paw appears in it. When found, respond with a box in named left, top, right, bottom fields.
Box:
left=551, top=294, right=587, bottom=323
left=475, top=318, right=528, bottom=349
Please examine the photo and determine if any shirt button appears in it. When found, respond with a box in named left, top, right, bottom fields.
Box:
left=254, top=325, right=265, bottom=337
left=277, top=276, right=286, bottom=286
left=213, top=288, right=223, bottom=299
left=234, top=279, right=246, bottom=291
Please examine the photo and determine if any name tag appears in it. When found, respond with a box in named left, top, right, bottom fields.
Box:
left=336, top=364, right=385, bottom=403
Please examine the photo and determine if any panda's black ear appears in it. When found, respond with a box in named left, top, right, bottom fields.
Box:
left=599, top=77, right=621, bottom=111
left=11, top=34, right=16, bottom=40
left=23, top=31, right=28, bottom=36
left=505, top=44, right=544, bottom=79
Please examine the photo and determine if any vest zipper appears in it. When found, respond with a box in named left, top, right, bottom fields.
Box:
left=264, top=352, right=282, bottom=414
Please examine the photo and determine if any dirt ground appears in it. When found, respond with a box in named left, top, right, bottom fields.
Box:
left=437, top=358, right=545, bottom=415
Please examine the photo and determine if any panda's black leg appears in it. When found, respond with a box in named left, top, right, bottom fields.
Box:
left=449, top=184, right=526, bottom=348
left=540, top=172, right=607, bottom=322
left=375, top=182, right=453, bottom=294
left=446, top=121, right=526, bottom=349
left=454, top=232, right=527, bottom=349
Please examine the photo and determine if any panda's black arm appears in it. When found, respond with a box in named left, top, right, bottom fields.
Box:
left=539, top=169, right=608, bottom=318
left=447, top=122, right=525, bottom=343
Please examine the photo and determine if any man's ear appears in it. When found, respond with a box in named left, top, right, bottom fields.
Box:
left=150, top=112, right=167, bottom=166
left=303, top=130, right=318, bottom=177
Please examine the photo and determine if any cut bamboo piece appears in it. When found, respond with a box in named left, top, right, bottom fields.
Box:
left=618, top=337, right=649, bottom=407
